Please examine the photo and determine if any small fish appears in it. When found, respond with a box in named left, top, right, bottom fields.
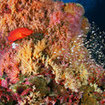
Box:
left=84, top=21, right=105, bottom=69
left=7, top=28, right=33, bottom=42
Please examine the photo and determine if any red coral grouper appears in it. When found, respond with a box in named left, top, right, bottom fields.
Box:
left=7, top=28, right=33, bottom=42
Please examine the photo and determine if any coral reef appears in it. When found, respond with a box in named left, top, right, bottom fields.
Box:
left=0, top=0, right=105, bottom=105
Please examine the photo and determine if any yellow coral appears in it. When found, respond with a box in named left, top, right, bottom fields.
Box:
left=90, top=83, right=102, bottom=93
left=64, top=3, right=84, bottom=16
left=81, top=17, right=90, bottom=34
left=48, top=60, right=79, bottom=92
left=33, top=38, right=47, bottom=59
left=14, top=38, right=48, bottom=75
left=15, top=39, right=39, bottom=75
left=64, top=70, right=78, bottom=92
left=79, top=63, right=89, bottom=85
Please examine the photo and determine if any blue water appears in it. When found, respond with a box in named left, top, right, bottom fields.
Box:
left=62, top=0, right=102, bottom=11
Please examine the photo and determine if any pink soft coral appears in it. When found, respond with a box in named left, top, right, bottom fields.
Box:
left=49, top=11, right=63, bottom=26
left=0, top=48, right=20, bottom=84
left=1, top=78, right=8, bottom=88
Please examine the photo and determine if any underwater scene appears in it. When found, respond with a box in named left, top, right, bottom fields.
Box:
left=0, top=0, right=105, bottom=105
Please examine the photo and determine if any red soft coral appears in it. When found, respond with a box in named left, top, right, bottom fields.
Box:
left=0, top=87, right=16, bottom=103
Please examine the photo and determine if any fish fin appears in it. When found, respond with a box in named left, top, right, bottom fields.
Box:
left=21, top=28, right=33, bottom=35
left=20, top=34, right=28, bottom=38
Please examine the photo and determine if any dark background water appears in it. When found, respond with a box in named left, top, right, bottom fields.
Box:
left=62, top=0, right=105, bottom=31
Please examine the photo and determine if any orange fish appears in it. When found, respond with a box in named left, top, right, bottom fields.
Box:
left=7, top=28, right=33, bottom=42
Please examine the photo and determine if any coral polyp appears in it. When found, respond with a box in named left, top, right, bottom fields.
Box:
left=0, top=0, right=104, bottom=104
